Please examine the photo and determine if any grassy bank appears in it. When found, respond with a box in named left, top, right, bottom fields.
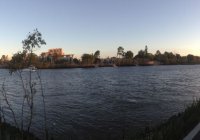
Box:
left=2, top=100, right=200, bottom=140
left=131, top=99, right=200, bottom=140
left=0, top=122, right=39, bottom=140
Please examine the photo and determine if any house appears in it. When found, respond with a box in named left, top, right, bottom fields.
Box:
left=40, top=48, right=74, bottom=63
left=48, top=48, right=64, bottom=56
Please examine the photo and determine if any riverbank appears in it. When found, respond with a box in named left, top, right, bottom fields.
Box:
left=2, top=62, right=200, bottom=69
left=0, top=63, right=137, bottom=69
left=3, top=100, right=200, bottom=140
left=36, top=63, right=137, bottom=69
left=0, top=122, right=39, bottom=140
left=133, top=99, right=200, bottom=140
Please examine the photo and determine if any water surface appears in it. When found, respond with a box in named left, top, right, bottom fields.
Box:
left=1, top=65, right=200, bottom=140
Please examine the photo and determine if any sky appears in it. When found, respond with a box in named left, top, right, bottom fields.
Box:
left=0, top=0, right=200, bottom=58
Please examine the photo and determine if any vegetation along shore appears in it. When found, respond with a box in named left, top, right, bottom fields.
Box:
left=132, top=99, right=200, bottom=140
left=1, top=45, right=200, bottom=69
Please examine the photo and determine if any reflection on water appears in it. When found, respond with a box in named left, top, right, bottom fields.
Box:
left=0, top=65, right=200, bottom=140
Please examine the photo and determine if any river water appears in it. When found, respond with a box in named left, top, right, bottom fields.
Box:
left=0, top=65, right=200, bottom=140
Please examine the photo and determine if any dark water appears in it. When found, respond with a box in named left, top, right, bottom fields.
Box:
left=1, top=65, right=200, bottom=140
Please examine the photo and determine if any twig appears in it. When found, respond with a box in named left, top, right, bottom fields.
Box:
left=1, top=79, right=19, bottom=128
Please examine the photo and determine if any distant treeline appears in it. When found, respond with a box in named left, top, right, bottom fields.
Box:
left=134, top=46, right=200, bottom=65
left=1, top=45, right=200, bottom=68
left=81, top=45, right=200, bottom=66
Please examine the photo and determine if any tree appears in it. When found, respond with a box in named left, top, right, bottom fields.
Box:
left=187, top=54, right=194, bottom=63
left=9, top=50, right=28, bottom=70
left=26, top=53, right=39, bottom=65
left=145, top=45, right=148, bottom=56
left=154, top=50, right=162, bottom=61
left=94, top=50, right=100, bottom=58
left=155, top=50, right=161, bottom=56
left=2, top=29, right=49, bottom=140
left=73, top=58, right=80, bottom=64
left=0, top=55, right=8, bottom=64
left=9, top=29, right=48, bottom=139
left=160, top=51, right=177, bottom=64
left=22, top=29, right=46, bottom=66
left=137, top=50, right=145, bottom=58
left=22, top=29, right=46, bottom=134
left=176, top=54, right=181, bottom=64
left=81, top=54, right=94, bottom=64
left=117, top=46, right=124, bottom=58
left=93, top=50, right=101, bottom=64
left=136, top=45, right=149, bottom=59
left=125, top=51, right=134, bottom=59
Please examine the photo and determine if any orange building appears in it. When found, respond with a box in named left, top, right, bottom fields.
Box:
left=48, top=48, right=64, bottom=56
left=40, top=48, right=74, bottom=62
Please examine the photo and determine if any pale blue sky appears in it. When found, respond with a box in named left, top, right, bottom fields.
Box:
left=0, top=0, right=200, bottom=58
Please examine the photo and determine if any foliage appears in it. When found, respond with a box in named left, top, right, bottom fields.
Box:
left=133, top=46, right=200, bottom=65
left=136, top=50, right=145, bottom=58
left=81, top=53, right=94, bottom=64
left=94, top=50, right=100, bottom=58
left=0, top=55, right=9, bottom=64
left=0, top=122, right=39, bottom=140
left=117, top=46, right=124, bottom=58
left=21, top=29, right=46, bottom=134
left=187, top=54, right=194, bottom=63
left=125, top=51, right=134, bottom=59
left=94, top=50, right=101, bottom=64
left=9, top=51, right=28, bottom=71
left=9, top=29, right=46, bottom=71
left=133, top=99, right=200, bottom=140
left=154, top=50, right=162, bottom=61
left=5, top=42, right=200, bottom=68
left=22, top=29, right=46, bottom=53
left=73, top=58, right=80, bottom=64
left=135, top=46, right=154, bottom=60
left=145, top=45, right=148, bottom=55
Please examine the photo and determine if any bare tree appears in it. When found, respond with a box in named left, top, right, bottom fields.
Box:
left=21, top=29, right=46, bottom=133
left=6, top=29, right=48, bottom=139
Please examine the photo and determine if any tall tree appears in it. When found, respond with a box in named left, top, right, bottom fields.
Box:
left=94, top=50, right=101, bottom=64
left=9, top=29, right=47, bottom=139
left=94, top=50, right=100, bottom=58
left=154, top=50, right=162, bottom=61
left=81, top=54, right=94, bottom=64
left=21, top=29, right=46, bottom=134
left=8, top=29, right=48, bottom=140
left=137, top=50, right=145, bottom=58
left=155, top=50, right=161, bottom=56
left=145, top=45, right=148, bottom=56
left=22, top=29, right=46, bottom=66
left=125, top=51, right=134, bottom=59
left=117, top=46, right=124, bottom=58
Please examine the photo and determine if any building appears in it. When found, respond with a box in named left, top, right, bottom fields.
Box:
left=48, top=48, right=64, bottom=56
left=40, top=48, right=74, bottom=63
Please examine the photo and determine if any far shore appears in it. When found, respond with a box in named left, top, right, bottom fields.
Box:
left=1, top=63, right=200, bottom=70
left=0, top=121, right=40, bottom=140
